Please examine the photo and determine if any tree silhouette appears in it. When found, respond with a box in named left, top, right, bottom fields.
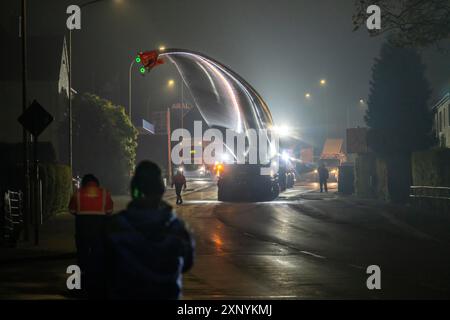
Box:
left=365, top=41, right=433, bottom=156
left=59, top=93, right=138, bottom=193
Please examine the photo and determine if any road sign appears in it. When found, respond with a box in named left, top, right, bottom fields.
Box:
left=138, top=119, right=155, bottom=135
left=18, top=100, right=54, bottom=137
left=171, top=103, right=192, bottom=110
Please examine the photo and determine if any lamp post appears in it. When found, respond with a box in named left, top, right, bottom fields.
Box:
left=167, top=79, right=191, bottom=130
left=347, top=99, right=366, bottom=128
left=319, top=78, right=329, bottom=137
left=21, top=0, right=30, bottom=241
left=128, top=59, right=136, bottom=119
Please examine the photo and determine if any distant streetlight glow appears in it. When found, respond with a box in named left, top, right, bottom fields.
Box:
left=320, top=79, right=327, bottom=86
left=271, top=125, right=290, bottom=137
left=359, top=99, right=365, bottom=104
left=305, top=93, right=311, bottom=99
left=168, top=79, right=175, bottom=88
left=159, top=45, right=166, bottom=52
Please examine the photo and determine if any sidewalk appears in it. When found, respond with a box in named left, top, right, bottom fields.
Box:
left=0, top=179, right=215, bottom=264
left=293, top=184, right=450, bottom=245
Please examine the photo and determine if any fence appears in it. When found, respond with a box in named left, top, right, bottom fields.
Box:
left=410, top=186, right=450, bottom=215
left=2, top=190, right=23, bottom=244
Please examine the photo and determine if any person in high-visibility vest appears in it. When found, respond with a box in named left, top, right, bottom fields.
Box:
left=69, top=174, right=113, bottom=299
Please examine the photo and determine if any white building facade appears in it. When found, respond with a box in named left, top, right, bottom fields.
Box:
left=433, top=92, right=450, bottom=148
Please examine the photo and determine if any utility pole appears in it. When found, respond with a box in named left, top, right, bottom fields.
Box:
left=68, top=30, right=73, bottom=171
left=21, top=0, right=30, bottom=241
left=346, top=105, right=350, bottom=129
left=128, top=59, right=135, bottom=119
left=167, top=108, right=172, bottom=183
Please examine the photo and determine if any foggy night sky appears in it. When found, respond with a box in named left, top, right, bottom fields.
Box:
left=1, top=0, right=449, bottom=147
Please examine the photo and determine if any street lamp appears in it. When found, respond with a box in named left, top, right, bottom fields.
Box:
left=305, top=93, right=311, bottom=99
left=128, top=53, right=148, bottom=120
left=347, top=99, right=367, bottom=128
left=167, top=79, right=189, bottom=130
left=128, top=57, right=137, bottom=119
left=318, top=78, right=329, bottom=137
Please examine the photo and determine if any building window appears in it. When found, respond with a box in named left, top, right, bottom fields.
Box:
left=439, top=110, right=442, bottom=132
left=444, top=107, right=447, bottom=128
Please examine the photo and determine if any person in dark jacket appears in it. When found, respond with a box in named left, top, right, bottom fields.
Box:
left=106, top=161, right=194, bottom=300
left=171, top=170, right=187, bottom=205
left=318, top=163, right=329, bottom=193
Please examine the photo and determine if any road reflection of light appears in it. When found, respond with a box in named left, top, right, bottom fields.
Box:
left=212, top=233, right=224, bottom=252
left=187, top=180, right=210, bottom=185
left=273, top=257, right=294, bottom=268
left=259, top=200, right=305, bottom=205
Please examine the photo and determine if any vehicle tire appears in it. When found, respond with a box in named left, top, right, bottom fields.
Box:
left=287, top=174, right=294, bottom=188
left=218, top=185, right=229, bottom=202
left=270, top=182, right=280, bottom=200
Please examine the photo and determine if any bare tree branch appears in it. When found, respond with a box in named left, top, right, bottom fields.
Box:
left=352, top=0, right=450, bottom=47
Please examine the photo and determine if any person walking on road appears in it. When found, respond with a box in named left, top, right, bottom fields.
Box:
left=172, top=169, right=187, bottom=205
left=69, top=174, right=114, bottom=299
left=106, top=161, right=195, bottom=300
left=318, top=163, right=329, bottom=193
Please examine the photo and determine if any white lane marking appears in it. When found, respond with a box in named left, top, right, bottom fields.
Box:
left=300, top=251, right=327, bottom=259
left=348, top=264, right=365, bottom=270
left=184, top=200, right=221, bottom=204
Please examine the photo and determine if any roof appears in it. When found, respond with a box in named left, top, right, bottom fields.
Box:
left=432, top=92, right=449, bottom=111
left=321, top=138, right=344, bottom=156
left=0, top=34, right=66, bottom=82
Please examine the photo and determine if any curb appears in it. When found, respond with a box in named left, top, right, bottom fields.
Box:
left=0, top=182, right=217, bottom=264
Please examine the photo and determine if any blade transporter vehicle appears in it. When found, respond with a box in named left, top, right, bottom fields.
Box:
left=157, top=49, right=281, bottom=202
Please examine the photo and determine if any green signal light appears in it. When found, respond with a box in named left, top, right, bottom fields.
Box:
left=140, top=67, right=146, bottom=74
left=135, top=57, right=141, bottom=63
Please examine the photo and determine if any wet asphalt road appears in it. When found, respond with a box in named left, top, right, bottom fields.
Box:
left=177, top=183, right=450, bottom=299
left=1, top=181, right=449, bottom=299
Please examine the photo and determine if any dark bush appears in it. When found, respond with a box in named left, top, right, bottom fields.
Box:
left=412, top=148, right=450, bottom=187
left=59, top=93, right=138, bottom=194
left=39, top=164, right=71, bottom=220
left=355, top=153, right=407, bottom=202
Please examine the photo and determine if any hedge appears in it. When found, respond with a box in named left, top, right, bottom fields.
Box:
left=354, top=153, right=409, bottom=202
left=355, top=153, right=377, bottom=198
left=412, top=148, right=450, bottom=187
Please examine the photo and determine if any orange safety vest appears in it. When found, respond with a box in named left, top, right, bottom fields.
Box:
left=69, top=182, right=113, bottom=215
